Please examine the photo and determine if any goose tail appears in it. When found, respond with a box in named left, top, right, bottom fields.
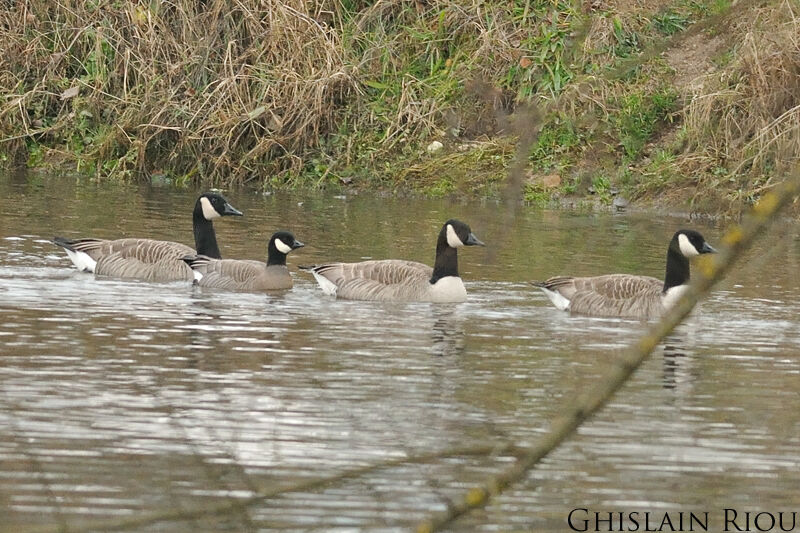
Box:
left=53, top=236, right=97, bottom=273
left=531, top=281, right=571, bottom=311
left=299, top=265, right=337, bottom=296
left=181, top=255, right=208, bottom=283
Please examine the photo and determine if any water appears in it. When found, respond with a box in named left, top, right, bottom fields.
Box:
left=1, top=171, right=799, bottom=532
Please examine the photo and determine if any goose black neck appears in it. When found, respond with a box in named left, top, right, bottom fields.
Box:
left=663, top=246, right=690, bottom=292
left=430, top=231, right=458, bottom=284
left=193, top=209, right=222, bottom=259
left=266, top=242, right=287, bottom=266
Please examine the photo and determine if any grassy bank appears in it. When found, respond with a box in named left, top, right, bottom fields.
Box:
left=1, top=0, right=798, bottom=213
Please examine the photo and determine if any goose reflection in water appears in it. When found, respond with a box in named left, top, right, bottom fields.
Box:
left=661, top=333, right=696, bottom=397
left=431, top=307, right=466, bottom=357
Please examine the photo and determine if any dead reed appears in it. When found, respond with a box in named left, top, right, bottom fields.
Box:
left=2, top=1, right=358, bottom=183
left=681, top=0, right=800, bottom=195
left=0, top=0, right=556, bottom=185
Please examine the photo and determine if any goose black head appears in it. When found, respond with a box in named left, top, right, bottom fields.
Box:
left=267, top=231, right=304, bottom=266
left=671, top=229, right=716, bottom=257
left=442, top=219, right=485, bottom=249
left=196, top=192, right=243, bottom=220
left=270, top=231, right=304, bottom=255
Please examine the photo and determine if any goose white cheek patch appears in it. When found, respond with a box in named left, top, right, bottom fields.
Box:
left=275, top=238, right=292, bottom=254
left=446, top=224, right=464, bottom=248
left=678, top=233, right=699, bottom=257
left=200, top=197, right=220, bottom=220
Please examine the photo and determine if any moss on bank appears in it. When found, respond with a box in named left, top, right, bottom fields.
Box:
left=0, top=0, right=797, bottom=213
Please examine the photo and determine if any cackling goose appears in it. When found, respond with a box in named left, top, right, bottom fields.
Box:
left=182, top=231, right=304, bottom=291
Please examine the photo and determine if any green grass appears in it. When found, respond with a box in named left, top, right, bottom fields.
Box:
left=652, top=11, right=689, bottom=36
left=522, top=183, right=552, bottom=207
left=614, top=85, right=678, bottom=161
left=529, top=115, right=584, bottom=171
left=612, top=17, right=642, bottom=58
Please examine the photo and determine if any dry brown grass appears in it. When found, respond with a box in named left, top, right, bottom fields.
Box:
left=680, top=0, right=800, bottom=190
left=525, top=0, right=800, bottom=213
left=0, top=0, right=549, bottom=185
left=0, top=1, right=357, bottom=183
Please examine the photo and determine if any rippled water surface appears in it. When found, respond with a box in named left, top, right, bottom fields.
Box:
left=1, top=172, right=799, bottom=532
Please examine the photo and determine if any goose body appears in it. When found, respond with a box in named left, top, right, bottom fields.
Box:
left=53, top=192, right=242, bottom=282
left=183, top=232, right=304, bottom=291
left=534, top=230, right=716, bottom=319
left=302, top=219, right=484, bottom=303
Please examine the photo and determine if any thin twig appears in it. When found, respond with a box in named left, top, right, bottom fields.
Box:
left=17, top=443, right=526, bottom=533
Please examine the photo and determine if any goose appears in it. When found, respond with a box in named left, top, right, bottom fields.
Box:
left=301, top=219, right=484, bottom=303
left=53, top=192, right=242, bottom=282
left=182, top=231, right=304, bottom=291
left=533, top=229, right=716, bottom=319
